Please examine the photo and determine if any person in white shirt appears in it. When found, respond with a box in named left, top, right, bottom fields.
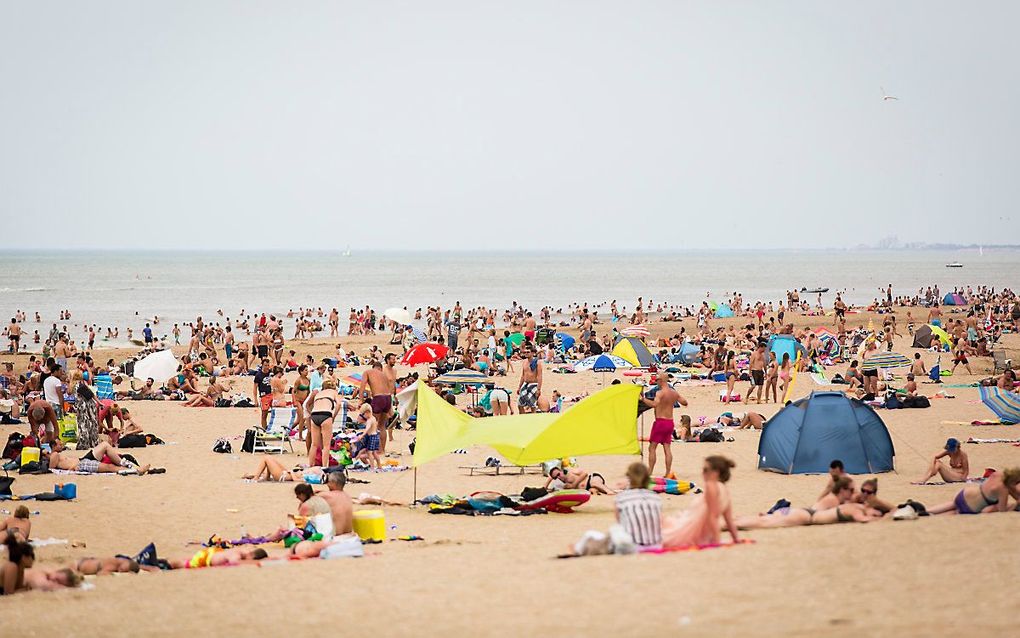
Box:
left=614, top=462, right=662, bottom=548
left=43, top=368, right=65, bottom=418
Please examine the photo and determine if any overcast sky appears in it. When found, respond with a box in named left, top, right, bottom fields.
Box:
left=2, top=1, right=1018, bottom=250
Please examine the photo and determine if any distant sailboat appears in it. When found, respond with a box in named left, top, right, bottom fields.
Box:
left=342, top=245, right=351, bottom=257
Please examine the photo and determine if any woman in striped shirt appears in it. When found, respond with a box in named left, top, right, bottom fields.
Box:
left=615, top=462, right=663, bottom=548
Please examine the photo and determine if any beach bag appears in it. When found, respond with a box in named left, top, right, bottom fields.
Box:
left=699, top=428, right=725, bottom=443
left=521, top=487, right=548, bottom=502
left=884, top=393, right=903, bottom=410
left=3, top=432, right=25, bottom=461
left=215, top=398, right=231, bottom=408
left=0, top=472, right=13, bottom=496
left=119, top=434, right=148, bottom=448
left=903, top=396, right=930, bottom=409
left=241, top=429, right=256, bottom=453
left=58, top=414, right=78, bottom=443
left=212, top=438, right=232, bottom=454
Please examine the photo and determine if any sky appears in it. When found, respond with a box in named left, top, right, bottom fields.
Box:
left=2, top=1, right=1018, bottom=250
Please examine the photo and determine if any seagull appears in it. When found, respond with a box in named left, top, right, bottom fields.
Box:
left=881, top=86, right=898, bottom=101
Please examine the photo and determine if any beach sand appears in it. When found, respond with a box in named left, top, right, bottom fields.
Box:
left=3, top=310, right=1018, bottom=637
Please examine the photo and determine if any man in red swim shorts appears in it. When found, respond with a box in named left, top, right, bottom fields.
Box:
left=642, top=373, right=688, bottom=479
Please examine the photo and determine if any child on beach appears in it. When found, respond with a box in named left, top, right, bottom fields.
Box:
left=355, top=403, right=382, bottom=470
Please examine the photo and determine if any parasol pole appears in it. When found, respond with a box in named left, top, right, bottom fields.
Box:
left=640, top=412, right=645, bottom=461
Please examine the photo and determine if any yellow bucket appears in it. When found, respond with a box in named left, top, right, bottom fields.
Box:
left=21, top=446, right=40, bottom=466
left=352, top=509, right=386, bottom=542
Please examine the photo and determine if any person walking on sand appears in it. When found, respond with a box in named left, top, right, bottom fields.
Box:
left=744, top=342, right=766, bottom=404
left=517, top=350, right=543, bottom=414
left=642, top=374, right=687, bottom=479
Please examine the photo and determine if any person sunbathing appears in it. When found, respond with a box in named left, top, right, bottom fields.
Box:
left=736, top=412, right=766, bottom=430
left=242, top=455, right=319, bottom=482
left=737, top=476, right=855, bottom=529
left=662, top=455, right=739, bottom=548
left=0, top=506, right=31, bottom=541
left=47, top=442, right=151, bottom=475
left=24, top=567, right=83, bottom=592
left=546, top=465, right=612, bottom=495
left=168, top=546, right=268, bottom=569
left=76, top=556, right=140, bottom=575
left=915, top=438, right=968, bottom=484
left=853, top=478, right=894, bottom=515
left=184, top=378, right=229, bottom=407
left=927, top=468, right=1020, bottom=515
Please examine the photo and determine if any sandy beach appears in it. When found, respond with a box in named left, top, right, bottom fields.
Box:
left=3, top=309, right=1018, bottom=637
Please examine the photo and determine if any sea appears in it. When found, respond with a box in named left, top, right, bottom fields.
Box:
left=1, top=249, right=1016, bottom=349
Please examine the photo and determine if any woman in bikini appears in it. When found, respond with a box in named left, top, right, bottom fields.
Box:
left=723, top=351, right=738, bottom=403
left=305, top=379, right=341, bottom=468
left=927, top=468, right=1020, bottom=515
left=270, top=367, right=288, bottom=406
left=242, top=454, right=309, bottom=482
left=778, top=353, right=792, bottom=399
left=736, top=476, right=856, bottom=529
left=292, top=365, right=311, bottom=455
left=915, top=438, right=969, bottom=484
left=764, top=352, right=778, bottom=403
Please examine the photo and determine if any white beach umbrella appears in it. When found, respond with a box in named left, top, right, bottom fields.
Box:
left=132, top=349, right=179, bottom=383
left=383, top=307, right=412, bottom=325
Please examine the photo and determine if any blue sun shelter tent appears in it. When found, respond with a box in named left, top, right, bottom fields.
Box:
left=766, top=334, right=805, bottom=365
left=677, top=341, right=701, bottom=365
left=757, top=391, right=895, bottom=474
left=714, top=303, right=735, bottom=318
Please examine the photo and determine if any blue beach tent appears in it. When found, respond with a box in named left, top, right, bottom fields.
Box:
left=757, top=392, right=895, bottom=474
left=766, top=334, right=805, bottom=364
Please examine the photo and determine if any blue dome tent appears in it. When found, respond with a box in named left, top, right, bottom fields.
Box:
left=943, top=292, right=966, bottom=306
left=766, top=334, right=805, bottom=365
left=757, top=392, right=895, bottom=474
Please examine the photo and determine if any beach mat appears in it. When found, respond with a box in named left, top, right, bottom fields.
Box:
left=966, top=437, right=1020, bottom=444
left=639, top=538, right=756, bottom=554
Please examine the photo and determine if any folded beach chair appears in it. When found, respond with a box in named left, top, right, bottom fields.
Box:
left=253, top=407, right=295, bottom=454
left=992, top=350, right=1010, bottom=374
left=458, top=463, right=544, bottom=477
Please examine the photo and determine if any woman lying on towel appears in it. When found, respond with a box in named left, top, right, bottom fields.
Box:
left=927, top=468, right=1020, bottom=515
left=546, top=465, right=612, bottom=495
left=735, top=477, right=882, bottom=529
left=243, top=454, right=322, bottom=482
left=661, top=455, right=739, bottom=548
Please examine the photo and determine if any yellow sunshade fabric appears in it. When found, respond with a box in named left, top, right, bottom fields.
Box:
left=412, top=383, right=641, bottom=466
left=612, top=339, right=639, bottom=366
left=928, top=324, right=952, bottom=347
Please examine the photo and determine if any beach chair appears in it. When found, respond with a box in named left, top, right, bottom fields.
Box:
left=992, top=350, right=1011, bottom=374
left=458, top=463, right=544, bottom=477
left=252, top=407, right=295, bottom=454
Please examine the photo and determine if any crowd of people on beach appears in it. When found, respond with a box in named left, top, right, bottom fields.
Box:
left=1, top=282, right=1017, bottom=595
